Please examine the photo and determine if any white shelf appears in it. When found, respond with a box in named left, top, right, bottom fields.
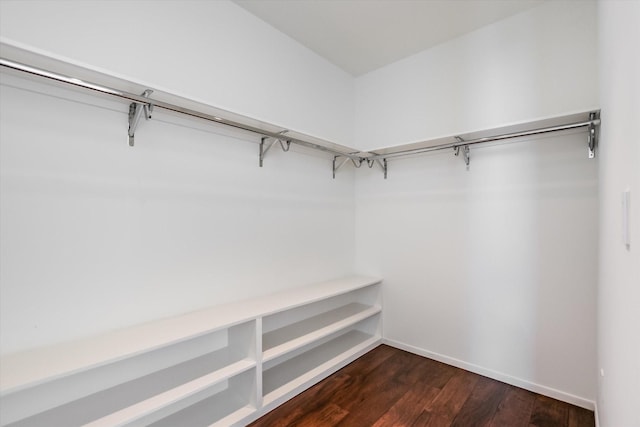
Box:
left=3, top=349, right=255, bottom=427
left=149, top=370, right=256, bottom=427
left=152, top=399, right=254, bottom=427
left=0, top=276, right=379, bottom=395
left=1, top=322, right=258, bottom=426
left=209, top=406, right=256, bottom=427
left=0, top=276, right=382, bottom=426
left=263, top=303, right=381, bottom=362
left=263, top=329, right=380, bottom=406
left=85, top=359, right=255, bottom=427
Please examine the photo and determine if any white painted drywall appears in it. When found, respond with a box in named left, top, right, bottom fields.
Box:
left=354, top=1, right=598, bottom=407
left=0, top=1, right=356, bottom=355
left=596, top=1, right=640, bottom=425
left=0, top=0, right=354, bottom=145
left=354, top=0, right=599, bottom=150
left=355, top=133, right=598, bottom=406
left=0, top=0, right=607, bottom=413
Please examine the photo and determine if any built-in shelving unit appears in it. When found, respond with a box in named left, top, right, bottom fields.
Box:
left=263, top=324, right=380, bottom=407
left=261, top=283, right=381, bottom=410
left=0, top=276, right=381, bottom=426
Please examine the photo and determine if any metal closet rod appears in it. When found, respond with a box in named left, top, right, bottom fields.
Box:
left=0, top=58, right=362, bottom=161
left=367, top=118, right=600, bottom=161
left=1, top=57, right=600, bottom=166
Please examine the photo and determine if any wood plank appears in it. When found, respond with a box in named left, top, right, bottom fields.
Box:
left=251, top=370, right=352, bottom=426
left=249, top=345, right=395, bottom=427
left=292, top=403, right=349, bottom=427
left=331, top=348, right=424, bottom=425
left=450, top=375, right=508, bottom=427
left=371, top=350, right=458, bottom=426
left=489, top=385, right=536, bottom=427
left=371, top=383, right=440, bottom=427
left=421, top=370, right=480, bottom=426
left=568, top=405, right=596, bottom=427
left=251, top=345, right=595, bottom=427
left=249, top=406, right=305, bottom=427
left=411, top=410, right=434, bottom=427
left=529, top=394, right=569, bottom=427
left=415, top=358, right=458, bottom=390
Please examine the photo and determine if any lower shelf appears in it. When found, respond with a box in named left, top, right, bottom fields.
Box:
left=262, top=303, right=381, bottom=362
left=6, top=349, right=253, bottom=427
left=0, top=277, right=382, bottom=427
left=149, top=378, right=256, bottom=427
left=262, top=329, right=380, bottom=407
left=85, top=359, right=255, bottom=427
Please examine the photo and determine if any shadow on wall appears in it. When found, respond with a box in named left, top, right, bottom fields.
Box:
left=353, top=129, right=597, bottom=401
left=463, top=132, right=597, bottom=399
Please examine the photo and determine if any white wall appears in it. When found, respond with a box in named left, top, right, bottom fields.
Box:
left=597, top=1, right=640, bottom=425
left=0, top=0, right=354, bottom=145
left=354, top=0, right=599, bottom=150
left=0, top=1, right=356, bottom=355
left=0, top=0, right=608, bottom=413
left=354, top=1, right=598, bottom=407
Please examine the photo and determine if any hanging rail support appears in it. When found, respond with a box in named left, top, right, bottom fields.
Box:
left=364, top=113, right=602, bottom=162
left=588, top=111, right=598, bottom=159
left=453, top=136, right=463, bottom=156
left=279, top=139, right=291, bottom=152
left=127, top=89, right=153, bottom=147
left=462, top=145, right=470, bottom=167
left=367, top=158, right=388, bottom=179
left=332, top=155, right=363, bottom=179
left=332, top=156, right=349, bottom=179
left=0, top=58, right=364, bottom=165
left=259, top=131, right=290, bottom=167
left=259, top=137, right=276, bottom=167
left=0, top=58, right=602, bottom=175
left=453, top=136, right=470, bottom=168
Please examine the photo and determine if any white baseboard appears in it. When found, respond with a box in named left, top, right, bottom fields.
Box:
left=594, top=401, right=600, bottom=427
left=383, top=338, right=596, bottom=411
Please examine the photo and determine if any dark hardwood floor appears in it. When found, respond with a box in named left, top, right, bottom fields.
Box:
left=249, top=345, right=595, bottom=427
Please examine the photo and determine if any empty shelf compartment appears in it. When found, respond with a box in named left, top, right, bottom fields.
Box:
left=149, top=370, right=256, bottom=427
left=262, top=329, right=379, bottom=406
left=262, top=303, right=381, bottom=362
left=84, top=357, right=255, bottom=427
left=6, top=346, right=254, bottom=427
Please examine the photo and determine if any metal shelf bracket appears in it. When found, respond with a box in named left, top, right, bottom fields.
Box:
left=588, top=111, right=599, bottom=159
left=127, top=89, right=153, bottom=147
left=0, top=59, right=602, bottom=179
left=367, top=158, right=388, bottom=179
left=259, top=131, right=291, bottom=167
left=453, top=137, right=470, bottom=168
left=333, top=155, right=363, bottom=179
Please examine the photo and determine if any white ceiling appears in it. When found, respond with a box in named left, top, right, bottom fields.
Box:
left=234, top=0, right=546, bottom=76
